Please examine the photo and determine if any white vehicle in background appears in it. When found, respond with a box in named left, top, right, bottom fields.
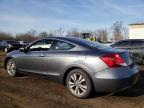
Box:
left=19, top=41, right=28, bottom=46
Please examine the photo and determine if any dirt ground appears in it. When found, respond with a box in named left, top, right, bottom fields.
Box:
left=1, top=53, right=144, bottom=108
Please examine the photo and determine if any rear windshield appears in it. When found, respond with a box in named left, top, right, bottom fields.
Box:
left=75, top=38, right=111, bottom=49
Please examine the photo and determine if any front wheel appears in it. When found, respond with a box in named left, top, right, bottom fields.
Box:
left=66, top=69, right=93, bottom=99
left=6, top=59, right=18, bottom=77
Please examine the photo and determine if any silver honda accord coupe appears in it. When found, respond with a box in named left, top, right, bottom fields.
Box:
left=4, top=37, right=139, bottom=98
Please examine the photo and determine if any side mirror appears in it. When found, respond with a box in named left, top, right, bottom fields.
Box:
left=19, top=47, right=26, bottom=53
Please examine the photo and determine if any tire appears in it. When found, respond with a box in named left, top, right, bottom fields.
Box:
left=66, top=69, right=93, bottom=99
left=6, top=59, right=18, bottom=77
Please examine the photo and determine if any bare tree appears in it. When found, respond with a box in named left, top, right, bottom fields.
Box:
left=95, top=29, right=108, bottom=42
left=15, top=32, right=38, bottom=42
left=50, top=28, right=65, bottom=36
left=66, top=28, right=80, bottom=37
left=57, top=28, right=65, bottom=36
left=47, top=32, right=54, bottom=37
left=39, top=32, right=49, bottom=38
left=0, top=32, right=14, bottom=40
left=122, top=27, right=128, bottom=40
left=112, top=21, right=123, bottom=41
left=39, top=31, right=55, bottom=38
left=26, top=29, right=37, bottom=37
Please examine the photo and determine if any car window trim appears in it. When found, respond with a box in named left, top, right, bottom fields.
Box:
left=26, top=39, right=55, bottom=52
left=50, top=39, right=76, bottom=51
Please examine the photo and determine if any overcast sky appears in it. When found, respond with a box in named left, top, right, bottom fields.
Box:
left=0, top=0, right=144, bottom=34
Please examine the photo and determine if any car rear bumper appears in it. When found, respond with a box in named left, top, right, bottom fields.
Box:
left=93, top=65, right=140, bottom=92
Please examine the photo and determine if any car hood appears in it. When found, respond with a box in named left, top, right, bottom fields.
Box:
left=6, top=50, right=20, bottom=57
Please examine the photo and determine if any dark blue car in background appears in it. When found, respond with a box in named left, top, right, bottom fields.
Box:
left=0, top=40, right=23, bottom=53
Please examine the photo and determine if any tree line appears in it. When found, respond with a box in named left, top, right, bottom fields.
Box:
left=0, top=21, right=128, bottom=43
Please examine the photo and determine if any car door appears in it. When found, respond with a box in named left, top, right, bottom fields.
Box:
left=17, top=39, right=54, bottom=74
left=129, top=40, right=143, bottom=54
left=41, top=40, right=76, bottom=78
left=129, top=40, right=144, bottom=64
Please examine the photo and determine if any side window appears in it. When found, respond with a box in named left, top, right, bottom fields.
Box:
left=114, top=41, right=129, bottom=47
left=53, top=40, right=75, bottom=50
left=28, top=39, right=54, bottom=51
left=130, top=40, right=144, bottom=47
left=113, top=42, right=122, bottom=47
left=120, top=41, right=129, bottom=47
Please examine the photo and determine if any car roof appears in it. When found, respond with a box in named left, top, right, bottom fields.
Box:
left=110, top=39, right=144, bottom=46
left=41, top=36, right=85, bottom=45
left=113, top=39, right=144, bottom=44
left=116, top=39, right=144, bottom=42
left=45, top=36, right=79, bottom=40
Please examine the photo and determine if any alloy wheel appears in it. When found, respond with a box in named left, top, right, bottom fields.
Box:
left=7, top=60, right=16, bottom=76
left=68, top=73, right=88, bottom=97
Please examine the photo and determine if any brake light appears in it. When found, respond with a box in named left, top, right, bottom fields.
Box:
left=100, top=53, right=127, bottom=68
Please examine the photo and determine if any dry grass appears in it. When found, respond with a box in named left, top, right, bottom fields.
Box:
left=0, top=51, right=5, bottom=56
left=0, top=63, right=4, bottom=68
left=0, top=51, right=5, bottom=68
left=0, top=67, right=144, bottom=108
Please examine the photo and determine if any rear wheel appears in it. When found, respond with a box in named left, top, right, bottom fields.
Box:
left=66, top=69, right=93, bottom=98
left=6, top=59, right=18, bottom=77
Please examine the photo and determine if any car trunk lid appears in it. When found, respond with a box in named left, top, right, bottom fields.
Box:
left=99, top=47, right=133, bottom=66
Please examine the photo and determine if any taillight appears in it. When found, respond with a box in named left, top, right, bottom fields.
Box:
left=100, top=53, right=127, bottom=68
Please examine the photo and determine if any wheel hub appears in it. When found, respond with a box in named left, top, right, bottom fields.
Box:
left=68, top=73, right=87, bottom=96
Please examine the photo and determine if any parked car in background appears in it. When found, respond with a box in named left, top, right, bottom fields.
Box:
left=5, top=37, right=139, bottom=98
left=0, top=40, right=23, bottom=53
left=111, top=39, right=144, bottom=64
